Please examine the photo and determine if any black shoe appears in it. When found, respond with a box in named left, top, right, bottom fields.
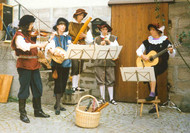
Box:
left=110, top=99, right=117, bottom=105
left=55, top=109, right=60, bottom=115
left=34, top=110, right=50, bottom=118
left=65, top=89, right=75, bottom=94
left=54, top=105, right=66, bottom=111
left=145, top=96, right=155, bottom=101
left=75, top=87, right=85, bottom=91
left=149, top=107, right=160, bottom=113
left=71, top=87, right=76, bottom=92
left=98, top=99, right=106, bottom=104
left=20, top=114, right=30, bottom=123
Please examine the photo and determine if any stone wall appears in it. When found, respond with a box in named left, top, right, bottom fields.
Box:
left=0, top=5, right=111, bottom=104
left=0, top=43, right=19, bottom=99
left=168, top=1, right=190, bottom=112
left=1, top=1, right=190, bottom=111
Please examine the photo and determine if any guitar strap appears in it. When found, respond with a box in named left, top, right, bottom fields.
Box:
left=55, top=35, right=63, bottom=48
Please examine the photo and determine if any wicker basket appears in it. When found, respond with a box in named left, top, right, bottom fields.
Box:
left=75, top=95, right=101, bottom=128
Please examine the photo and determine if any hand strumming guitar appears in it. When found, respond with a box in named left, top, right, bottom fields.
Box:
left=48, top=49, right=64, bottom=57
left=54, top=52, right=64, bottom=57
left=141, top=54, right=149, bottom=61
left=168, top=47, right=174, bottom=54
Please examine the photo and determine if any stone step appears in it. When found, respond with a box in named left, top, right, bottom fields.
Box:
left=62, top=88, right=92, bottom=105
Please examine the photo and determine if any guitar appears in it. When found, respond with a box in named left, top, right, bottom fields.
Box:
left=37, top=50, right=52, bottom=69
left=50, top=47, right=66, bottom=64
left=136, top=42, right=180, bottom=67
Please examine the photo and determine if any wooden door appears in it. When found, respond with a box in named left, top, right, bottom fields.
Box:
left=112, top=3, right=169, bottom=103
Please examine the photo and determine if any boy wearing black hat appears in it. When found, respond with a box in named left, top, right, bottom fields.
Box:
left=45, top=17, right=71, bottom=115
left=136, top=24, right=176, bottom=113
left=68, top=9, right=93, bottom=92
left=11, top=15, right=50, bottom=123
left=94, top=21, right=119, bottom=105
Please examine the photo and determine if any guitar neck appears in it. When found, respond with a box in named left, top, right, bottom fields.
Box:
left=152, top=48, right=168, bottom=59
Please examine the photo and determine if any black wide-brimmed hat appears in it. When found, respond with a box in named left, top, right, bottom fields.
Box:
left=53, top=17, right=69, bottom=31
left=97, top=21, right=112, bottom=32
left=148, top=24, right=163, bottom=33
left=18, top=15, right=35, bottom=27
left=73, top=8, right=88, bottom=19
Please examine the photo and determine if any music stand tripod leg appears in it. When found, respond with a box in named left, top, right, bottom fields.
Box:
left=132, top=70, right=140, bottom=124
left=161, top=91, right=181, bottom=112
left=136, top=70, right=139, bottom=117
left=140, top=103, right=143, bottom=117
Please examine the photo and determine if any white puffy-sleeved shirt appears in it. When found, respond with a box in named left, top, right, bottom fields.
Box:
left=45, top=32, right=71, bottom=60
left=15, top=30, right=41, bottom=52
left=15, top=35, right=32, bottom=51
left=136, top=35, right=176, bottom=58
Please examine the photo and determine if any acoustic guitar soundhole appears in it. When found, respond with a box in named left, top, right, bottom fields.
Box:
left=149, top=56, right=154, bottom=62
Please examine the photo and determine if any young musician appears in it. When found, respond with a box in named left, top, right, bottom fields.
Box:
left=136, top=24, right=176, bottom=112
left=68, top=8, right=93, bottom=91
left=11, top=15, right=50, bottom=123
left=45, top=17, right=71, bottom=115
left=94, top=21, right=119, bottom=105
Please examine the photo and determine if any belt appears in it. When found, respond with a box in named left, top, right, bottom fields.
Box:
left=18, top=56, right=38, bottom=59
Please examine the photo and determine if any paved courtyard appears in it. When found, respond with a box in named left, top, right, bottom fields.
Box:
left=0, top=101, right=189, bottom=133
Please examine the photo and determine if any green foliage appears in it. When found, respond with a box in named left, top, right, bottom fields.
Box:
left=176, top=1, right=190, bottom=45
left=155, top=6, right=160, bottom=12
left=154, top=0, right=190, bottom=46
left=154, top=0, right=166, bottom=25
left=8, top=96, right=18, bottom=102
left=26, top=99, right=32, bottom=103
left=8, top=96, right=31, bottom=103
left=177, top=31, right=190, bottom=44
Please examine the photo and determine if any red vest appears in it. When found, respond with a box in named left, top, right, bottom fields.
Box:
left=11, top=31, right=40, bottom=70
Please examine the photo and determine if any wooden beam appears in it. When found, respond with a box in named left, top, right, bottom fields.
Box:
left=108, top=0, right=174, bottom=5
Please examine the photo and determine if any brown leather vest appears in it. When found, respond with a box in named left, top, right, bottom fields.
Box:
left=11, top=31, right=40, bottom=70
left=68, top=22, right=90, bottom=44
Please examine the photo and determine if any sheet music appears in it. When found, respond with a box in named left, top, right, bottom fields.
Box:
left=65, top=44, right=95, bottom=59
left=65, top=44, right=123, bottom=60
left=120, top=67, right=156, bottom=82
left=93, top=45, right=123, bottom=59
left=113, top=45, right=122, bottom=59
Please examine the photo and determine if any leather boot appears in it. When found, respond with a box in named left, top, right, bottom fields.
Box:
left=32, top=97, right=50, bottom=118
left=19, top=99, right=30, bottom=123
left=55, top=93, right=62, bottom=115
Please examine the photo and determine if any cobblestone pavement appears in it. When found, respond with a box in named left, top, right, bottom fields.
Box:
left=0, top=102, right=190, bottom=133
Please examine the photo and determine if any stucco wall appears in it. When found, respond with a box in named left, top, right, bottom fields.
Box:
left=168, top=1, right=190, bottom=112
